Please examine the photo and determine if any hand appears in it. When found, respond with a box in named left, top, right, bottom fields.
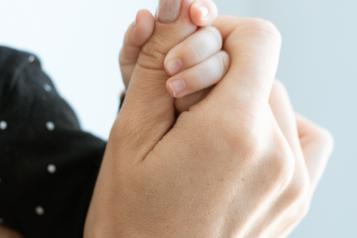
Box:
left=243, top=81, right=333, bottom=237
left=84, top=3, right=333, bottom=238
left=119, top=0, right=227, bottom=113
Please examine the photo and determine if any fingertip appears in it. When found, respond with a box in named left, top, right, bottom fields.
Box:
left=132, top=9, right=155, bottom=46
left=164, top=58, right=183, bottom=76
left=190, top=0, right=218, bottom=27
left=136, top=9, right=155, bottom=23
left=166, top=80, right=178, bottom=98
left=167, top=77, right=187, bottom=98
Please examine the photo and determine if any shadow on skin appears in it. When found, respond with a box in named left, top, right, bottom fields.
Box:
left=0, top=226, right=23, bottom=238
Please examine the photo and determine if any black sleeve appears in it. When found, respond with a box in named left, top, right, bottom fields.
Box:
left=0, top=46, right=106, bottom=238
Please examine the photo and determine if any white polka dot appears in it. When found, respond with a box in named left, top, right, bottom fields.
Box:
left=35, top=206, right=45, bottom=216
left=46, top=121, right=55, bottom=131
left=28, top=55, right=36, bottom=63
left=43, top=84, right=52, bottom=92
left=0, top=121, right=7, bottom=130
left=47, top=164, right=57, bottom=174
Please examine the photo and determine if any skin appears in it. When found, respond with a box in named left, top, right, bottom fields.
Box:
left=85, top=0, right=333, bottom=238
left=0, top=1, right=219, bottom=237
left=0, top=226, right=22, bottom=238
left=0, top=0, right=333, bottom=237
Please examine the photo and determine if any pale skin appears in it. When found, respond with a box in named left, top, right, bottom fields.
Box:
left=0, top=0, right=333, bottom=237
left=84, top=0, right=333, bottom=238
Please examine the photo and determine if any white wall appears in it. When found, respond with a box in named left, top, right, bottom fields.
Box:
left=0, top=0, right=157, bottom=139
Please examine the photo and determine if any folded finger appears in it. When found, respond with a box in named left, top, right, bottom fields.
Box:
left=164, top=26, right=223, bottom=75
left=119, top=10, right=155, bottom=87
left=166, top=51, right=229, bottom=98
left=297, top=114, right=334, bottom=191
left=209, top=17, right=282, bottom=114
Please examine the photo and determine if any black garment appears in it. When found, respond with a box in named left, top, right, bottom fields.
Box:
left=0, top=46, right=106, bottom=237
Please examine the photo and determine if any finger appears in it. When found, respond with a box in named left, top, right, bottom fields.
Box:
left=207, top=17, right=281, bottom=113
left=175, top=88, right=210, bottom=112
left=157, top=0, right=183, bottom=23
left=120, top=1, right=218, bottom=89
left=246, top=81, right=309, bottom=238
left=274, top=218, right=303, bottom=238
left=190, top=0, right=218, bottom=27
left=297, top=114, right=334, bottom=190
left=262, top=114, right=333, bottom=238
left=119, top=10, right=155, bottom=87
left=166, top=51, right=229, bottom=98
left=164, top=26, right=222, bottom=75
left=260, top=116, right=333, bottom=238
left=269, top=81, right=303, bottom=158
left=119, top=0, right=198, bottom=160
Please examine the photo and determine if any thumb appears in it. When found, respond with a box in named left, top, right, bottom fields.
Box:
left=119, top=10, right=155, bottom=88
left=114, top=0, right=198, bottom=159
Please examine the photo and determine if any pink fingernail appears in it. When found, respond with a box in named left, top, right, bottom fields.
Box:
left=168, top=79, right=186, bottom=97
left=158, top=0, right=181, bottom=23
left=166, top=58, right=183, bottom=75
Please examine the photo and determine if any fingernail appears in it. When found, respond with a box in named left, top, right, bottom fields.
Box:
left=158, top=0, right=181, bottom=23
left=166, top=58, right=183, bottom=75
left=168, top=79, right=186, bottom=97
left=194, top=1, right=209, bottom=20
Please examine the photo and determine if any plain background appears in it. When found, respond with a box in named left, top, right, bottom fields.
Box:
left=0, top=0, right=354, bottom=237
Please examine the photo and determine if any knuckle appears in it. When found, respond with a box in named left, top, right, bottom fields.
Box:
left=316, top=127, right=335, bottom=150
left=300, top=117, right=334, bottom=154
left=182, top=26, right=222, bottom=63
left=138, top=39, right=167, bottom=70
left=180, top=46, right=199, bottom=64
left=239, top=135, right=260, bottom=157
left=271, top=157, right=294, bottom=188
left=178, top=46, right=189, bottom=58
left=273, top=80, right=288, bottom=96
left=243, top=18, right=282, bottom=43
left=217, top=109, right=266, bottom=158
left=284, top=176, right=310, bottom=206
left=205, top=26, right=223, bottom=48
left=180, top=45, right=201, bottom=64
left=268, top=140, right=295, bottom=188
left=228, top=125, right=262, bottom=159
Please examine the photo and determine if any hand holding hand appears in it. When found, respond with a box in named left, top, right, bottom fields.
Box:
left=84, top=2, right=333, bottom=238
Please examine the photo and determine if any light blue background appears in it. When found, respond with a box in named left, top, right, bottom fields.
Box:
left=0, top=0, right=354, bottom=237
